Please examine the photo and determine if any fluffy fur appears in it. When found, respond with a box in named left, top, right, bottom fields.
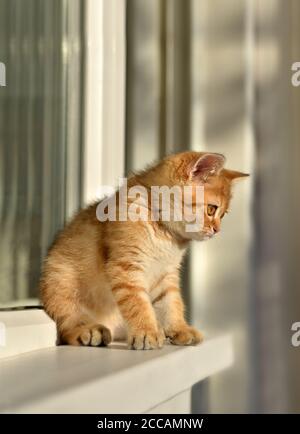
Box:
left=40, top=151, right=248, bottom=349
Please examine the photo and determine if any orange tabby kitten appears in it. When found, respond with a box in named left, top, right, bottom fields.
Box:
left=40, top=152, right=248, bottom=350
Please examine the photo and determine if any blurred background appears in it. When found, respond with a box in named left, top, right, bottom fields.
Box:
left=1, top=0, right=300, bottom=413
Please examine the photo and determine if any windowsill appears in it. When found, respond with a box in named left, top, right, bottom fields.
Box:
left=0, top=309, right=56, bottom=359
left=0, top=310, right=233, bottom=413
left=0, top=336, right=233, bottom=414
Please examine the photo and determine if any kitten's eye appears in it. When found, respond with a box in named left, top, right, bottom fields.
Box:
left=207, top=204, right=218, bottom=217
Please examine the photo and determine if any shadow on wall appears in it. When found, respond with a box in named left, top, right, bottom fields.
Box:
left=191, top=380, right=209, bottom=413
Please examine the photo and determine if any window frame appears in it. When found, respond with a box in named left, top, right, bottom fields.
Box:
left=83, top=0, right=126, bottom=205
left=0, top=0, right=126, bottom=311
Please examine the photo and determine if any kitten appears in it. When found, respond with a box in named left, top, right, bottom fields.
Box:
left=40, top=152, right=248, bottom=350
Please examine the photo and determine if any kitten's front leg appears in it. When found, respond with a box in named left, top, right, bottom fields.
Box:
left=153, top=279, right=203, bottom=346
left=111, top=281, right=165, bottom=350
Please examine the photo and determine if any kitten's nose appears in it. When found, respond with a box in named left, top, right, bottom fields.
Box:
left=213, top=226, right=220, bottom=234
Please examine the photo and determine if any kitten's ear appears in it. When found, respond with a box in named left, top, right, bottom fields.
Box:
left=223, top=169, right=250, bottom=182
left=189, top=153, right=226, bottom=183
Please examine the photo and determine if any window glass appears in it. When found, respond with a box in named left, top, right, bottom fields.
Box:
left=0, top=0, right=84, bottom=307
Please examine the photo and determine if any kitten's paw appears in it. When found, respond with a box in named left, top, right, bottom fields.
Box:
left=128, top=328, right=165, bottom=350
left=166, top=326, right=203, bottom=346
left=63, top=324, right=112, bottom=347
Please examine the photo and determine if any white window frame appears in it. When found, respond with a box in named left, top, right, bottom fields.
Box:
left=83, top=0, right=126, bottom=204
left=0, top=0, right=126, bottom=355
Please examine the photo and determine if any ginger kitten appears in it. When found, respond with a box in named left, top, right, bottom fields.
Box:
left=40, top=152, right=248, bottom=350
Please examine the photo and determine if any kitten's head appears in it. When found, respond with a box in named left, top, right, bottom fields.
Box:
left=158, top=152, right=249, bottom=241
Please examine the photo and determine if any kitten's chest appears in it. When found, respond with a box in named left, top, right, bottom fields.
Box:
left=145, top=237, right=185, bottom=286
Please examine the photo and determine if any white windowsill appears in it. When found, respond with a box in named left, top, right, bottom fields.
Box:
left=0, top=310, right=233, bottom=413
left=0, top=309, right=56, bottom=359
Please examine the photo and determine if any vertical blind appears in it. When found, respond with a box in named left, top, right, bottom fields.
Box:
left=125, top=0, right=253, bottom=413
left=0, top=0, right=85, bottom=305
